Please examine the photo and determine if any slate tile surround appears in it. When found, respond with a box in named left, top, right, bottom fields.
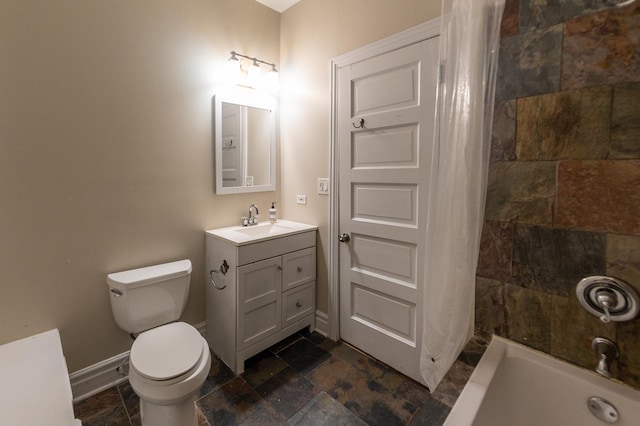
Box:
left=480, top=0, right=640, bottom=389
left=516, top=87, right=612, bottom=161
left=611, top=82, right=640, bottom=158
left=511, top=225, right=606, bottom=297
left=496, top=24, right=563, bottom=101
left=556, top=160, right=640, bottom=235
left=519, top=0, right=612, bottom=31
left=562, top=2, right=640, bottom=90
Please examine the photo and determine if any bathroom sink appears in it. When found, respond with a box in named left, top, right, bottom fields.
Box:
left=233, top=222, right=293, bottom=237
left=206, top=220, right=317, bottom=245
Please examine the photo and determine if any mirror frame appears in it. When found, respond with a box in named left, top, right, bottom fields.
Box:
left=213, top=87, right=276, bottom=194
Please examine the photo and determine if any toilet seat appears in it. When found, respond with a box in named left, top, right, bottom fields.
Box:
left=130, top=322, right=204, bottom=384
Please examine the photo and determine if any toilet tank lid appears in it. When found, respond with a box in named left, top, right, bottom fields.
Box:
left=106, top=259, right=192, bottom=289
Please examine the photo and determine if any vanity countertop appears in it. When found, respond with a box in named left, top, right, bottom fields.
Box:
left=206, top=219, right=317, bottom=246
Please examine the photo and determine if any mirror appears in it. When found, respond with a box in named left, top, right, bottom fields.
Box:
left=214, top=89, right=276, bottom=194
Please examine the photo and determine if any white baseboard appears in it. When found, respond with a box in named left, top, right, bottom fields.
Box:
left=314, top=310, right=329, bottom=337
left=69, top=351, right=130, bottom=403
left=69, top=321, right=207, bottom=403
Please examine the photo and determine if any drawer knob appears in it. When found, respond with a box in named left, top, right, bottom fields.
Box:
left=296, top=301, right=302, bottom=308
left=297, top=266, right=303, bottom=272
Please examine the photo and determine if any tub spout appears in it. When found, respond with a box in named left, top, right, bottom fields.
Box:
left=592, top=337, right=618, bottom=378
left=596, top=354, right=612, bottom=378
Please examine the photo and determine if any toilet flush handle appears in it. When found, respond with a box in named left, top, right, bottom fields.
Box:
left=110, top=289, right=123, bottom=297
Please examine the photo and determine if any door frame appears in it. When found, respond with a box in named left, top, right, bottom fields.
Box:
left=328, top=18, right=441, bottom=341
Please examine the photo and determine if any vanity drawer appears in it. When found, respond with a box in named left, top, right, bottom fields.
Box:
left=238, top=231, right=315, bottom=266
left=282, top=282, right=315, bottom=327
left=282, top=247, right=316, bottom=291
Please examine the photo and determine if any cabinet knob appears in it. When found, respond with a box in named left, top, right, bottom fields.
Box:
left=277, top=265, right=283, bottom=270
left=297, top=266, right=303, bottom=272
left=296, top=301, right=302, bottom=308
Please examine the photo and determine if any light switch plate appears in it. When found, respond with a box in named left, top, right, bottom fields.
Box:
left=296, top=194, right=307, bottom=205
left=317, top=178, right=329, bottom=195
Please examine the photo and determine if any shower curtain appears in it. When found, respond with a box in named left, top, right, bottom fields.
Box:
left=420, top=0, right=505, bottom=390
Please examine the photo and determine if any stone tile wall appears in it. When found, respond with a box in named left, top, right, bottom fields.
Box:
left=477, top=0, right=640, bottom=389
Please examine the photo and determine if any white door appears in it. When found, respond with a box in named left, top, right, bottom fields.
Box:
left=338, top=38, right=439, bottom=383
left=221, top=103, right=245, bottom=187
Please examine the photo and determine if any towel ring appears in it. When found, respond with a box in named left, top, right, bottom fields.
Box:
left=209, top=269, right=226, bottom=290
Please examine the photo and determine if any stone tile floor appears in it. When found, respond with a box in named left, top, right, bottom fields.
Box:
left=73, top=330, right=487, bottom=425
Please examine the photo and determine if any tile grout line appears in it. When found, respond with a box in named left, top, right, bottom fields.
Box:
left=116, top=383, right=134, bottom=425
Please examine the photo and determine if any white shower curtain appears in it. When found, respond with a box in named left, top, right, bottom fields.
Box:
left=420, top=0, right=505, bottom=390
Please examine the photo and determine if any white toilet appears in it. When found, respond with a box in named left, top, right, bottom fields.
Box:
left=107, top=259, right=211, bottom=426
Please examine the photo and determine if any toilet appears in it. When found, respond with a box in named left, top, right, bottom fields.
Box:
left=107, top=259, right=211, bottom=426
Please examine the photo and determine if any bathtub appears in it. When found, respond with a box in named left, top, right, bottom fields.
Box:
left=0, top=329, right=81, bottom=425
left=445, top=336, right=640, bottom=426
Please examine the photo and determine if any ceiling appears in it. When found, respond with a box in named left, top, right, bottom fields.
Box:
left=255, top=0, right=301, bottom=13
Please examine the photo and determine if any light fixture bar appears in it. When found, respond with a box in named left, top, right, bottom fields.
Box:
left=230, top=51, right=278, bottom=71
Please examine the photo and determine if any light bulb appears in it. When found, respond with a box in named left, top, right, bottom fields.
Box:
left=267, top=67, right=279, bottom=92
left=226, top=54, right=241, bottom=84
left=248, top=60, right=262, bottom=88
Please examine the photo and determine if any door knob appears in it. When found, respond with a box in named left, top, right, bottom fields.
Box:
left=338, top=233, right=350, bottom=243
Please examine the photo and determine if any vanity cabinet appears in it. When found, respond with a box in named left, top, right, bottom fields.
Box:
left=205, top=223, right=317, bottom=374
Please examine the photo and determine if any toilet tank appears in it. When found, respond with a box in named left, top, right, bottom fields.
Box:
left=107, top=259, right=192, bottom=334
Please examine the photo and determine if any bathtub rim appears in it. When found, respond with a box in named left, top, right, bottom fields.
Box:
left=443, top=335, right=639, bottom=426
left=443, top=335, right=507, bottom=426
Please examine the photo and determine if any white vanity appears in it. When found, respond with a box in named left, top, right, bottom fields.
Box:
left=205, top=220, right=317, bottom=374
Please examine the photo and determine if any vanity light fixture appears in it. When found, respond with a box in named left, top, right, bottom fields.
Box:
left=227, top=51, right=279, bottom=90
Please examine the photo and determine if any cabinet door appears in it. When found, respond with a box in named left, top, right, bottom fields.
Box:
left=282, top=247, right=316, bottom=291
left=237, top=257, right=282, bottom=350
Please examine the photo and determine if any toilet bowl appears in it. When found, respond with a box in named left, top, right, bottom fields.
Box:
left=107, top=260, right=211, bottom=426
left=128, top=323, right=211, bottom=426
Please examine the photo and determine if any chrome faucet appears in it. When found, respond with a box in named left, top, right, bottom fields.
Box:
left=242, top=204, right=259, bottom=226
left=592, top=337, right=618, bottom=378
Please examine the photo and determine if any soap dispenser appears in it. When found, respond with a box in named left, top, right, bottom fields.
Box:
left=269, top=202, right=277, bottom=223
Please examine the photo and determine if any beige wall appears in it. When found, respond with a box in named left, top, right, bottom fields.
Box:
left=279, top=0, right=441, bottom=312
left=0, top=0, right=280, bottom=372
